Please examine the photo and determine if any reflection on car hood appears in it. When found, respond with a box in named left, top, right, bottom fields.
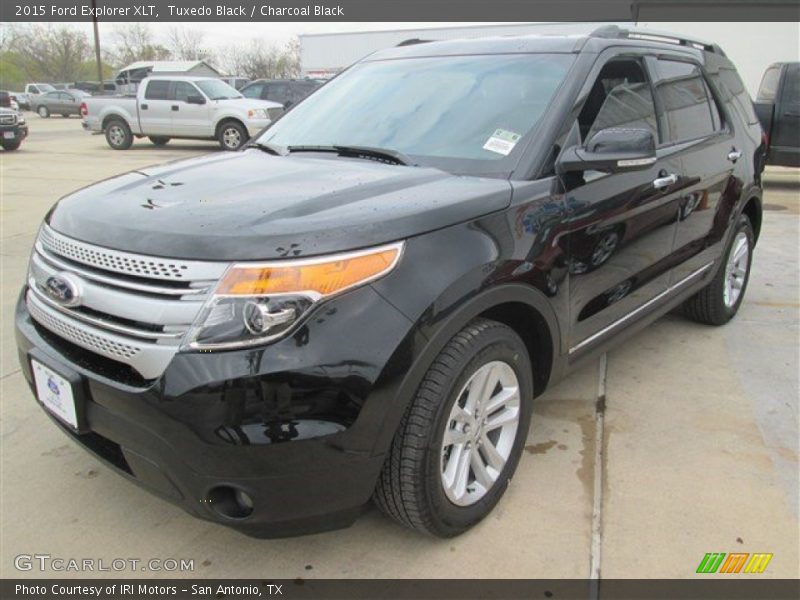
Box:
left=47, top=149, right=512, bottom=260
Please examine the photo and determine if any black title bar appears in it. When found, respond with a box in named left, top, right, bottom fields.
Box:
left=2, top=0, right=799, bottom=22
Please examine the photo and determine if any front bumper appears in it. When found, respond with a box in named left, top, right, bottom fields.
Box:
left=245, top=118, right=272, bottom=137
left=15, top=284, right=416, bottom=537
left=1, top=122, right=28, bottom=142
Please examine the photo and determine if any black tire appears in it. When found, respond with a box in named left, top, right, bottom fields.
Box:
left=104, top=118, right=133, bottom=150
left=61, top=114, right=70, bottom=118
left=37, top=106, right=49, bottom=118
left=683, top=215, right=754, bottom=326
left=149, top=136, right=170, bottom=146
left=1, top=140, right=22, bottom=151
left=374, top=318, right=533, bottom=537
left=217, top=120, right=248, bottom=151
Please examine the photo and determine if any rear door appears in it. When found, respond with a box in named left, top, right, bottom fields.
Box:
left=139, top=80, right=172, bottom=135
left=170, top=81, right=211, bottom=137
left=648, top=57, right=743, bottom=284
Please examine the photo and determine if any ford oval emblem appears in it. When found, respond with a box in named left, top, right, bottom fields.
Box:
left=44, top=273, right=82, bottom=308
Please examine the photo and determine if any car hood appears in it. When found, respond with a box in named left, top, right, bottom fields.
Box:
left=47, top=149, right=512, bottom=261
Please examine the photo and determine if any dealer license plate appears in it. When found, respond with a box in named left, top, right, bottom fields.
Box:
left=31, top=359, right=77, bottom=428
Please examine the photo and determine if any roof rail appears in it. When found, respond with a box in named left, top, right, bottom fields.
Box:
left=396, top=38, right=433, bottom=47
left=590, top=25, right=726, bottom=56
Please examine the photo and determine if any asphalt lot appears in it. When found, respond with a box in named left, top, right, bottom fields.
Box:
left=0, top=116, right=798, bottom=579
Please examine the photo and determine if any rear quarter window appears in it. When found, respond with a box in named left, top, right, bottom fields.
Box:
left=711, top=67, right=760, bottom=125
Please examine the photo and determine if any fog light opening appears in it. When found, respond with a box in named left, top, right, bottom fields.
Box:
left=207, top=486, right=254, bottom=519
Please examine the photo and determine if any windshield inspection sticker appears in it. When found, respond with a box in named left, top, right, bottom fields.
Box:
left=483, top=129, right=521, bottom=156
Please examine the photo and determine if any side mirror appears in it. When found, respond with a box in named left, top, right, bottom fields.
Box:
left=557, top=127, right=656, bottom=174
left=187, top=95, right=206, bottom=105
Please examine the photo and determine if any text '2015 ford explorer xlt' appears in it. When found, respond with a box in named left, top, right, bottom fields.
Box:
left=16, top=27, right=764, bottom=538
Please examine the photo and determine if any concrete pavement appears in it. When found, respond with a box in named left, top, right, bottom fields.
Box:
left=0, top=117, right=797, bottom=579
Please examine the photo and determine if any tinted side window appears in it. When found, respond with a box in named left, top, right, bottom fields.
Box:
left=712, top=67, right=759, bottom=125
left=173, top=82, right=198, bottom=102
left=241, top=84, right=263, bottom=99
left=265, top=83, right=289, bottom=104
left=757, top=66, right=782, bottom=102
left=652, top=60, right=718, bottom=143
left=145, top=80, right=170, bottom=100
left=578, top=58, right=658, bottom=143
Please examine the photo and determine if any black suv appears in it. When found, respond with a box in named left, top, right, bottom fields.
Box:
left=16, top=27, right=764, bottom=538
left=239, top=78, right=322, bottom=107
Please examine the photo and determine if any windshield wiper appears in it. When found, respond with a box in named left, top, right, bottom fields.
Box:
left=287, top=145, right=416, bottom=166
left=249, top=141, right=285, bottom=156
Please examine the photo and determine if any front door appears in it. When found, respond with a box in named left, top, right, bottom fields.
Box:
left=170, top=81, right=212, bottom=137
left=561, top=54, right=684, bottom=355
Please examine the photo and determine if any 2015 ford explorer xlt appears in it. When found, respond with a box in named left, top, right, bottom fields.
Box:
left=16, top=28, right=764, bottom=538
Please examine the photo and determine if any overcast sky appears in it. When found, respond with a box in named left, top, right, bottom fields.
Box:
left=66, top=21, right=514, bottom=48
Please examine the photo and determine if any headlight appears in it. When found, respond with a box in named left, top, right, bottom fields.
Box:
left=182, top=242, right=403, bottom=350
left=247, top=108, right=269, bottom=119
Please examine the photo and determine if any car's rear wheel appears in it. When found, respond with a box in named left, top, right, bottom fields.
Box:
left=61, top=113, right=70, bottom=118
left=37, top=106, right=49, bottom=118
left=105, top=119, right=133, bottom=150
left=218, top=120, right=248, bottom=151
left=149, top=136, right=170, bottom=146
left=683, top=215, right=754, bottom=325
left=374, top=318, right=533, bottom=536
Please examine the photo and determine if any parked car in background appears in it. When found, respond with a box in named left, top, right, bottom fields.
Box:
left=220, top=76, right=251, bottom=90
left=31, top=89, right=90, bottom=118
left=16, top=28, right=764, bottom=538
left=72, top=80, right=117, bottom=95
left=81, top=76, right=283, bottom=150
left=1, top=91, right=15, bottom=110
left=0, top=107, right=28, bottom=151
left=754, top=62, right=799, bottom=167
left=240, top=78, right=322, bottom=108
left=11, top=92, right=30, bottom=110
left=25, top=83, right=56, bottom=96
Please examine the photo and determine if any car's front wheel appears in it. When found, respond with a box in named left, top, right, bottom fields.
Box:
left=375, top=318, right=533, bottom=536
left=37, top=106, right=49, bottom=118
left=217, top=120, right=248, bottom=151
left=683, top=214, right=754, bottom=325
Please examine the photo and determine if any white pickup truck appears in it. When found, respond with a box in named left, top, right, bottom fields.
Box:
left=81, top=76, right=283, bottom=151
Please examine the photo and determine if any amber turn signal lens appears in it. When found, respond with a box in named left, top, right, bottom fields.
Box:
left=216, top=244, right=402, bottom=297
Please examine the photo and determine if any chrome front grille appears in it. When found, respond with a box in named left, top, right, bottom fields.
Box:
left=27, top=225, right=230, bottom=380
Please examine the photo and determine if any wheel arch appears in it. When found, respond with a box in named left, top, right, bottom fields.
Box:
left=101, top=113, right=127, bottom=131
left=370, top=283, right=561, bottom=457
left=741, top=195, right=763, bottom=245
left=214, top=116, right=247, bottom=138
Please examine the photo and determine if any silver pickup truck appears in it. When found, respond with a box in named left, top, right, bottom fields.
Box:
left=81, top=76, right=284, bottom=151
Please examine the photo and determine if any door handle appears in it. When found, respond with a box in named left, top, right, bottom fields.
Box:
left=653, top=173, right=678, bottom=189
left=171, top=105, right=179, bottom=111
left=727, top=149, right=743, bottom=162
left=140, top=104, right=148, bottom=110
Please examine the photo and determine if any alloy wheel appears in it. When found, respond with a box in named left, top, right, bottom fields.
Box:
left=723, top=231, right=749, bottom=308
left=441, top=360, right=520, bottom=506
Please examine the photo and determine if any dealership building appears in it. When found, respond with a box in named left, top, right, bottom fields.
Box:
left=299, top=22, right=800, bottom=95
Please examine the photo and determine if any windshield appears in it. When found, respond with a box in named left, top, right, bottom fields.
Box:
left=37, top=84, right=56, bottom=92
left=258, top=53, right=574, bottom=172
left=196, top=79, right=242, bottom=100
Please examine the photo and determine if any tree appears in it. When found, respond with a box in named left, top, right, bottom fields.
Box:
left=8, top=24, right=91, bottom=83
left=166, top=27, right=213, bottom=62
left=219, top=37, right=301, bottom=79
left=105, top=23, right=169, bottom=67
